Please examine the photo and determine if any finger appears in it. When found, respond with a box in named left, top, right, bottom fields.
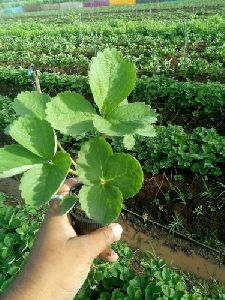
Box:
left=58, top=178, right=79, bottom=196
left=46, top=200, right=76, bottom=234
left=46, top=198, right=61, bottom=218
left=48, top=178, right=79, bottom=217
left=98, top=248, right=118, bottom=262
left=80, top=223, right=123, bottom=259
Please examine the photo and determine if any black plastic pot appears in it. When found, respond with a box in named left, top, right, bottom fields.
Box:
left=70, top=211, right=102, bottom=235
left=70, top=182, right=102, bottom=234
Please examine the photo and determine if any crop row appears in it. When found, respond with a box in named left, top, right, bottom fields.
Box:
left=0, top=36, right=224, bottom=66
left=2, top=5, right=224, bottom=24
left=1, top=0, right=224, bottom=12
left=1, top=66, right=224, bottom=113
left=112, top=125, right=225, bottom=176
left=1, top=66, right=224, bottom=118
left=1, top=17, right=223, bottom=46
left=132, top=75, right=225, bottom=133
left=0, top=17, right=224, bottom=82
left=1, top=93, right=224, bottom=178
left=1, top=57, right=224, bottom=83
left=1, top=52, right=223, bottom=81
left=59, top=124, right=225, bottom=177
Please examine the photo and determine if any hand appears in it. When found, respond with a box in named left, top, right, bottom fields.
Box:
left=2, top=178, right=123, bottom=300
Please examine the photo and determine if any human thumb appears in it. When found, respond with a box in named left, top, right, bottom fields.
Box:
left=80, top=223, right=123, bottom=259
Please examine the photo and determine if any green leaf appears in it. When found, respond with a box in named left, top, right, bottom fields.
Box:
left=108, top=103, right=156, bottom=123
left=120, top=98, right=128, bottom=106
left=8, top=116, right=56, bottom=160
left=89, top=48, right=136, bottom=115
left=12, top=91, right=51, bottom=120
left=79, top=184, right=122, bottom=225
left=76, top=137, right=113, bottom=184
left=20, top=152, right=71, bottom=206
left=0, top=145, right=45, bottom=179
left=59, top=194, right=78, bottom=215
left=134, top=290, right=143, bottom=300
left=77, top=137, right=143, bottom=224
left=123, top=135, right=135, bottom=150
left=46, top=92, right=96, bottom=136
left=93, top=115, right=142, bottom=136
left=105, top=154, right=143, bottom=198
left=93, top=103, right=157, bottom=137
left=136, top=123, right=156, bottom=137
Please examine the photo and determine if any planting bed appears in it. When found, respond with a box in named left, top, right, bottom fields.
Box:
left=126, top=172, right=225, bottom=253
left=120, top=212, right=225, bottom=283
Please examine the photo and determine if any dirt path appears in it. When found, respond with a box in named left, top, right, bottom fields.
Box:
left=119, top=213, right=225, bottom=283
left=0, top=177, right=22, bottom=204
left=0, top=130, right=12, bottom=147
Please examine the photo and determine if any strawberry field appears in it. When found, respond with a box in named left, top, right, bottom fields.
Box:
left=0, top=0, right=225, bottom=298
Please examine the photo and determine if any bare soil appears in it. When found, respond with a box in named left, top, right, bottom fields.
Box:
left=119, top=212, right=225, bottom=283
left=126, top=172, right=225, bottom=247
left=0, top=130, right=13, bottom=147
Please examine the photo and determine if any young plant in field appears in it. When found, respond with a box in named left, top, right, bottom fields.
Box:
left=0, top=48, right=157, bottom=225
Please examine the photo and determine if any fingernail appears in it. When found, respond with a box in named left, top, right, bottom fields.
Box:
left=111, top=223, right=123, bottom=240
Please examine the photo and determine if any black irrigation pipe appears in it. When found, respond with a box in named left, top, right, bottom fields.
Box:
left=122, top=207, right=225, bottom=259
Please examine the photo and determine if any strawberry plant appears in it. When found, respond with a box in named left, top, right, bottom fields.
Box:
left=0, top=48, right=157, bottom=225
left=111, top=125, right=225, bottom=176
left=0, top=193, right=44, bottom=293
left=0, top=96, right=16, bottom=130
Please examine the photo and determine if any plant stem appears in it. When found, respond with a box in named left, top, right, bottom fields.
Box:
left=57, top=142, right=66, bottom=152
left=70, top=157, right=76, bottom=167
left=69, top=169, right=77, bottom=175
left=57, top=142, right=76, bottom=167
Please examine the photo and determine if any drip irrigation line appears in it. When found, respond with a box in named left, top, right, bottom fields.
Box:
left=122, top=207, right=225, bottom=259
